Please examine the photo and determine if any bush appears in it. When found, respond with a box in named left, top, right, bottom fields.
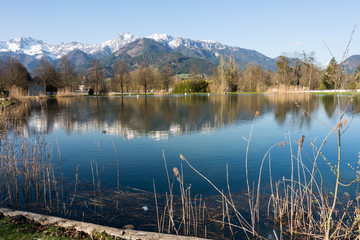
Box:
left=173, top=79, right=209, bottom=94
left=318, top=83, right=328, bottom=90
left=345, top=79, right=358, bottom=90
left=88, top=88, right=94, bottom=95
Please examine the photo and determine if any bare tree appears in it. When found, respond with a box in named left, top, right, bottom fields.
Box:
left=300, top=51, right=321, bottom=89
left=0, top=59, right=5, bottom=92
left=58, top=56, right=77, bottom=91
left=225, top=56, right=239, bottom=92
left=189, top=64, right=199, bottom=79
left=218, top=55, right=227, bottom=92
left=88, top=59, right=105, bottom=94
left=242, top=64, right=264, bottom=92
left=292, top=56, right=302, bottom=86
left=111, top=60, right=129, bottom=94
left=137, top=61, right=153, bottom=94
left=161, top=64, right=173, bottom=92
left=35, top=57, right=59, bottom=93
left=276, top=55, right=292, bottom=85
left=4, top=57, right=31, bottom=90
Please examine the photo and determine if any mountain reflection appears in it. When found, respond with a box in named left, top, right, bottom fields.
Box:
left=23, top=94, right=354, bottom=140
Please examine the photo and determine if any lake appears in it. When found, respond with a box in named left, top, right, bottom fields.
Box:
left=23, top=94, right=359, bottom=192
left=3, top=93, right=360, bottom=237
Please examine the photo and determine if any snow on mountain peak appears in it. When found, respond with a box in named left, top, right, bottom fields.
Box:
left=2, top=37, right=55, bottom=58
left=168, top=37, right=183, bottom=48
left=201, top=39, right=217, bottom=44
left=148, top=33, right=174, bottom=43
left=118, top=32, right=136, bottom=41
left=0, top=33, right=229, bottom=60
left=101, top=33, right=140, bottom=53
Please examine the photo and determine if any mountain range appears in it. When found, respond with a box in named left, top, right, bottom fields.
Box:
left=1, top=33, right=359, bottom=75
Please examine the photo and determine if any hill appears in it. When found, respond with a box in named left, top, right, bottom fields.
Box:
left=99, top=38, right=215, bottom=75
left=343, top=55, right=360, bottom=73
left=0, top=33, right=276, bottom=74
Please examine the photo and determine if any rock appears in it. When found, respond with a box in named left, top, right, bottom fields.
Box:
left=123, top=224, right=134, bottom=230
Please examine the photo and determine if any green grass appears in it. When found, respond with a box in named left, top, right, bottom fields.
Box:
left=0, top=100, right=11, bottom=108
left=0, top=216, right=85, bottom=240
left=167, top=92, right=266, bottom=95
left=311, top=91, right=359, bottom=95
left=0, top=215, right=120, bottom=240
left=231, top=91, right=265, bottom=94
left=177, top=74, right=191, bottom=79
left=86, top=93, right=156, bottom=96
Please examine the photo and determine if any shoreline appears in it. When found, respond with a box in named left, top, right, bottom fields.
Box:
left=0, top=207, right=207, bottom=240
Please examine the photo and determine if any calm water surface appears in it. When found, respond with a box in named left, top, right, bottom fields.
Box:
left=21, top=94, right=360, bottom=195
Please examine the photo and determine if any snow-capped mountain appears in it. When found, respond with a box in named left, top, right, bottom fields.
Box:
left=0, top=33, right=277, bottom=72
left=101, top=33, right=141, bottom=53
left=0, top=33, right=140, bottom=60
left=0, top=37, right=56, bottom=59
left=0, top=33, right=240, bottom=60
left=147, top=33, right=230, bottom=54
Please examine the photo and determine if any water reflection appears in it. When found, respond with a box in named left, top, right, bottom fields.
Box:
left=0, top=101, right=31, bottom=133
left=21, top=94, right=356, bottom=140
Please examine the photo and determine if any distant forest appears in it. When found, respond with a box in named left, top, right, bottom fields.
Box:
left=0, top=53, right=360, bottom=96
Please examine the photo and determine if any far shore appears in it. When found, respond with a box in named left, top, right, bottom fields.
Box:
left=3, top=89, right=359, bottom=102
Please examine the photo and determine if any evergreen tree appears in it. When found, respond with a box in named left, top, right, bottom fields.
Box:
left=320, top=58, right=338, bottom=89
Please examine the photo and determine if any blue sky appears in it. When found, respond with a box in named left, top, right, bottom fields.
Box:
left=1, top=0, right=359, bottom=65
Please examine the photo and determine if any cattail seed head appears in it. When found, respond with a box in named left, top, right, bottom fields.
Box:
left=255, top=111, right=261, bottom=117
left=180, top=154, right=185, bottom=161
left=336, top=121, right=343, bottom=130
left=343, top=118, right=348, bottom=126
left=298, top=135, right=305, bottom=148
left=173, top=167, right=179, bottom=177
left=278, top=141, right=286, bottom=148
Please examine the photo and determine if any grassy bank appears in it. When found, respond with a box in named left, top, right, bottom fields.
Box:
left=0, top=214, right=119, bottom=240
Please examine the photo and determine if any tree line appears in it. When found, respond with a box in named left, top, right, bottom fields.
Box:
left=209, top=53, right=359, bottom=92
left=0, top=56, right=79, bottom=95
left=0, top=53, right=359, bottom=96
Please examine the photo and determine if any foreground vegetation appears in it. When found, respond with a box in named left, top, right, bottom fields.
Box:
left=0, top=214, right=122, bottom=240
left=0, top=215, right=88, bottom=240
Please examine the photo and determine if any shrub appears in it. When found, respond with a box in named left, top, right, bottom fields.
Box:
left=88, top=88, right=94, bottom=95
left=173, top=79, right=209, bottom=94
